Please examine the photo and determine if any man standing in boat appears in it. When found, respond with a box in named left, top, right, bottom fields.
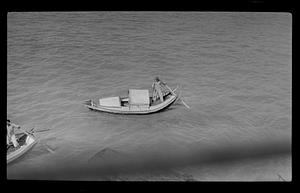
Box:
left=7, top=119, right=20, bottom=148
left=152, top=77, right=170, bottom=103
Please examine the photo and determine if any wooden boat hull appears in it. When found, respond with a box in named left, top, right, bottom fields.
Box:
left=85, top=93, right=178, bottom=115
left=7, top=133, right=37, bottom=164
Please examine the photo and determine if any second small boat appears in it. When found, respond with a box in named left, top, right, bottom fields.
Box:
left=7, top=129, right=37, bottom=164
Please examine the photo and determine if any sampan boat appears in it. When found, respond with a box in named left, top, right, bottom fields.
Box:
left=85, top=84, right=179, bottom=115
left=7, top=131, right=37, bottom=164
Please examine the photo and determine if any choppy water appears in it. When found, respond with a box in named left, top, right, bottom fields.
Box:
left=7, top=12, right=291, bottom=181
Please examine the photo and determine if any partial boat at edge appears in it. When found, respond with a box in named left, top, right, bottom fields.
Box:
left=7, top=131, right=37, bottom=164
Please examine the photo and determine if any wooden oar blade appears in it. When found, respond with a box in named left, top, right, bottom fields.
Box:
left=181, top=99, right=191, bottom=109
left=45, top=146, right=55, bottom=154
left=171, top=85, right=191, bottom=109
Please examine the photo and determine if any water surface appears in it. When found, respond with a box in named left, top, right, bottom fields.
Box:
left=7, top=12, right=291, bottom=181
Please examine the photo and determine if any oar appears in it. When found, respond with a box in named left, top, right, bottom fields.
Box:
left=174, top=89, right=182, bottom=104
left=181, top=99, right=191, bottom=109
left=28, top=128, right=54, bottom=153
left=32, top=128, right=51, bottom=133
left=166, top=85, right=191, bottom=109
left=24, top=127, right=51, bottom=134
left=165, top=84, right=176, bottom=96
left=29, top=128, right=35, bottom=133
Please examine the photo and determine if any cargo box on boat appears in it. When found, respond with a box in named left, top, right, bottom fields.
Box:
left=99, top=97, right=121, bottom=107
left=128, top=89, right=150, bottom=107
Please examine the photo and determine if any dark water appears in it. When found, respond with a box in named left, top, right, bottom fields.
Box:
left=7, top=12, right=291, bottom=181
